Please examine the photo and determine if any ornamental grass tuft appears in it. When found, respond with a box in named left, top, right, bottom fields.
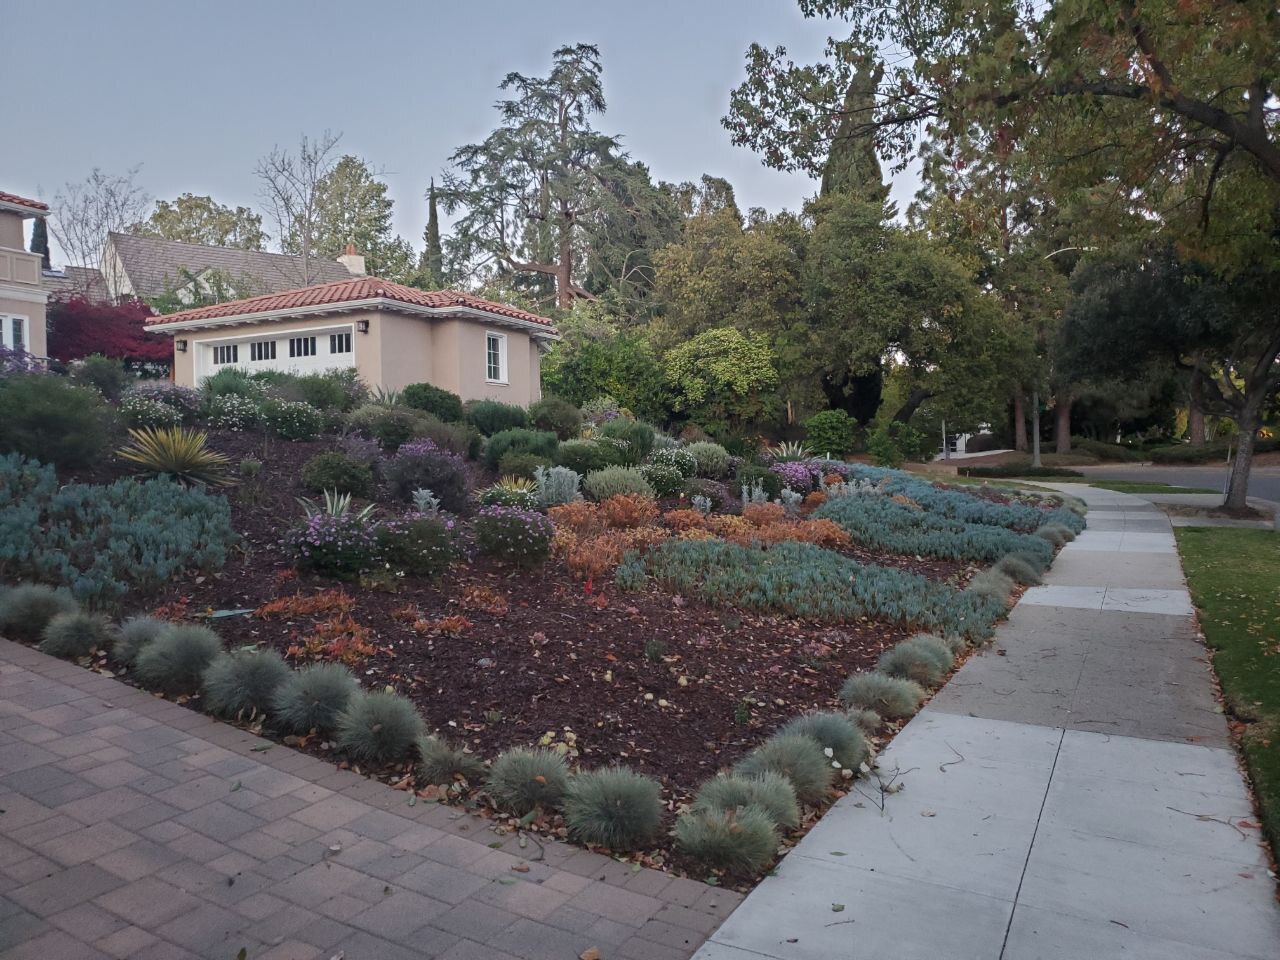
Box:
left=996, top=552, right=1043, bottom=585
left=877, top=634, right=955, bottom=688
left=417, top=735, right=486, bottom=786
left=335, top=690, right=424, bottom=765
left=487, top=747, right=570, bottom=815
left=1035, top=522, right=1076, bottom=546
left=839, top=672, right=926, bottom=719
left=113, top=615, right=171, bottom=665
left=849, top=708, right=882, bottom=735
left=777, top=711, right=869, bottom=772
left=0, top=584, right=78, bottom=644
left=563, top=767, right=663, bottom=851
left=675, top=806, right=778, bottom=876
left=38, top=611, right=113, bottom=659
left=272, top=662, right=358, bottom=736
left=692, top=772, right=800, bottom=830
left=734, top=733, right=834, bottom=804
left=966, top=568, right=1015, bottom=602
left=132, top=624, right=224, bottom=694
left=202, top=647, right=290, bottom=720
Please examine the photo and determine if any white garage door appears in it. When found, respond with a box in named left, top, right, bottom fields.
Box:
left=195, top=324, right=356, bottom=383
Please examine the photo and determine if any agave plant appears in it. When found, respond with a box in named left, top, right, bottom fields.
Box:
left=370, top=385, right=402, bottom=408
left=767, top=440, right=812, bottom=461
left=497, top=475, right=537, bottom=494
left=117, top=426, right=232, bottom=486
left=296, top=489, right=377, bottom=520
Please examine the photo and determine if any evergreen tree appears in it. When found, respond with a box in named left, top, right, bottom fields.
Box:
left=29, top=217, right=51, bottom=270
left=421, top=179, right=444, bottom=287
left=818, top=62, right=887, bottom=203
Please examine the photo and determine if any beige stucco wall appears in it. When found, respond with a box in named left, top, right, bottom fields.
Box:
left=0, top=211, right=24, bottom=250
left=0, top=293, right=47, bottom=357
left=163, top=308, right=548, bottom=404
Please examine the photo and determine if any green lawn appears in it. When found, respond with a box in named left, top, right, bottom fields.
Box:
left=1175, top=527, right=1280, bottom=853
left=1091, top=480, right=1218, bottom=494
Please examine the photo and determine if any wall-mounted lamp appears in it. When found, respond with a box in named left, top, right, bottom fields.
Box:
left=176, top=339, right=188, bottom=353
left=356, top=319, right=370, bottom=334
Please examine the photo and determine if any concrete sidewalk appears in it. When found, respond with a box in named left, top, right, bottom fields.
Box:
left=695, top=486, right=1280, bottom=960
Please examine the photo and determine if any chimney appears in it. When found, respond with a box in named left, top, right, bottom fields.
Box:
left=337, top=243, right=366, bottom=276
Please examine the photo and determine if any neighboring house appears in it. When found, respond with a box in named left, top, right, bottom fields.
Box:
left=47, top=233, right=361, bottom=306
left=0, top=191, right=50, bottom=358
left=145, top=276, right=559, bottom=404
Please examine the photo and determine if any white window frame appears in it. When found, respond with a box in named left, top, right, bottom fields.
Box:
left=249, top=340, right=276, bottom=362
left=329, top=331, right=352, bottom=355
left=289, top=335, right=317, bottom=359
left=0, top=313, right=29, bottom=353
left=485, top=331, right=508, bottom=384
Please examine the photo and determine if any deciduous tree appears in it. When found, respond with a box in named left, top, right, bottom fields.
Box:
left=135, top=194, right=266, bottom=249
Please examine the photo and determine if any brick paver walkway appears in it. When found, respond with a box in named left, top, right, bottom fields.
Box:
left=0, top=639, right=740, bottom=960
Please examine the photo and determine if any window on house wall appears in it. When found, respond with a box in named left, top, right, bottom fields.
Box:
left=250, top=340, right=276, bottom=362
left=289, top=336, right=316, bottom=358
left=486, top=332, right=507, bottom=383
left=212, top=344, right=238, bottom=365
left=0, top=315, right=27, bottom=352
left=329, top=332, right=351, bottom=354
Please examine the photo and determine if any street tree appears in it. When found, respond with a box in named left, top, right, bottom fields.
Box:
left=255, top=130, right=342, bottom=285
left=136, top=194, right=266, bottom=249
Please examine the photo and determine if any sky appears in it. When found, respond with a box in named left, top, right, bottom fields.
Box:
left=4, top=0, right=914, bottom=265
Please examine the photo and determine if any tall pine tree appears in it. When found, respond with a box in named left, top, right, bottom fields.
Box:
left=421, top=179, right=444, bottom=287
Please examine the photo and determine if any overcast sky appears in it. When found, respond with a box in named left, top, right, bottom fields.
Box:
left=5, top=0, right=914, bottom=265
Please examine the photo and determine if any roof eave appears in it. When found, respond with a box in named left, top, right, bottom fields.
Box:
left=0, top=200, right=48, bottom=218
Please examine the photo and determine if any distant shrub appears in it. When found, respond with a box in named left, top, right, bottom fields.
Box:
left=496, top=451, right=551, bottom=479
left=777, top=712, right=868, bottom=773
left=600, top=493, right=660, bottom=529
left=336, top=690, right=424, bottom=764
left=554, top=439, right=618, bottom=475
left=962, top=432, right=1001, bottom=454
left=202, top=648, right=290, bottom=719
left=417, top=735, right=486, bottom=786
left=202, top=367, right=265, bottom=399
left=804, top=410, right=855, bottom=457
left=484, top=428, right=558, bottom=469
left=564, top=767, right=663, bottom=851
left=996, top=553, right=1042, bottom=585
left=734, top=733, right=834, bottom=804
left=260, top=399, right=323, bottom=441
left=126, top=381, right=204, bottom=421
left=685, top=441, right=732, bottom=479
left=272, top=662, right=358, bottom=736
left=0, top=584, right=78, bottom=643
left=692, top=773, right=800, bottom=830
left=475, top=506, right=555, bottom=567
left=383, top=440, right=469, bottom=512
left=735, top=465, right=783, bottom=500
left=301, top=451, right=373, bottom=498
left=38, top=611, right=113, bottom=659
left=133, top=624, right=223, bottom=694
left=839, top=672, right=925, bottom=719
left=1072, top=437, right=1142, bottom=462
left=295, top=373, right=353, bottom=411
left=487, top=747, right=569, bottom=815
left=597, top=418, right=656, bottom=465
left=686, top=478, right=728, bottom=509
left=867, top=420, right=930, bottom=467
left=529, top=397, right=582, bottom=440
left=675, top=807, right=777, bottom=876
left=584, top=466, right=655, bottom=501
left=877, top=635, right=954, bottom=687
left=206, top=394, right=261, bottom=431
left=535, top=465, right=582, bottom=508
left=70, top=355, right=130, bottom=400
left=402, top=382, right=464, bottom=422
left=113, top=615, right=170, bottom=665
left=0, top=374, right=117, bottom=469
left=120, top=393, right=184, bottom=429
left=465, top=399, right=528, bottom=436
left=287, top=512, right=381, bottom=579
left=641, top=462, right=686, bottom=497
left=377, top=514, right=455, bottom=578
left=478, top=477, right=539, bottom=509
left=347, top=404, right=425, bottom=449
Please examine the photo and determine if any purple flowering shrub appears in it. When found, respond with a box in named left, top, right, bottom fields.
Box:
left=474, top=506, right=555, bottom=567
left=383, top=439, right=469, bottom=512
left=0, top=346, right=45, bottom=378
left=285, top=512, right=381, bottom=578
left=769, top=458, right=853, bottom=492
left=377, top=512, right=456, bottom=578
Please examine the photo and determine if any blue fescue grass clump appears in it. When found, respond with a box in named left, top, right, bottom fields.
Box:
left=132, top=624, right=224, bottom=693
left=487, top=747, right=570, bottom=815
left=692, top=773, right=800, bottom=830
left=202, top=648, right=290, bottom=719
left=335, top=690, right=424, bottom=764
left=734, top=733, right=834, bottom=804
left=624, top=539, right=1005, bottom=640
left=877, top=634, right=955, bottom=688
left=966, top=568, right=1015, bottom=602
left=0, top=583, right=78, bottom=643
left=272, top=662, right=358, bottom=736
left=1035, top=522, right=1076, bottom=546
left=38, top=611, right=113, bottom=659
left=675, top=806, right=778, bottom=876
left=777, top=711, right=868, bottom=772
left=996, top=552, right=1043, bottom=585
left=416, top=735, right=486, bottom=786
left=113, top=615, right=171, bottom=664
left=563, top=767, right=663, bottom=851
left=849, top=708, right=882, bottom=735
left=0, top=454, right=236, bottom=609
left=840, top=672, right=926, bottom=719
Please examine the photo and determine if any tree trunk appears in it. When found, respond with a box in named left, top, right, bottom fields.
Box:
left=1054, top=392, right=1072, bottom=454
left=1188, top=402, right=1206, bottom=446
left=1224, top=402, right=1263, bottom=511
left=1013, top=393, right=1028, bottom=451
left=556, top=213, right=574, bottom=309
left=892, top=387, right=934, bottom=424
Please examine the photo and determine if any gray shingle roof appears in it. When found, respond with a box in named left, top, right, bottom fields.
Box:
left=42, top=265, right=108, bottom=300
left=106, top=232, right=355, bottom=299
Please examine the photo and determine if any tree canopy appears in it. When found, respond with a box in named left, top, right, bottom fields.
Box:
left=136, top=194, right=266, bottom=250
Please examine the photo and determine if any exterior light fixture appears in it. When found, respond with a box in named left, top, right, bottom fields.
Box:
left=356, top=319, right=370, bottom=334
left=176, top=339, right=188, bottom=352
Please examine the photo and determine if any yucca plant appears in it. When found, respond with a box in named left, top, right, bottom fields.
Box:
left=767, top=440, right=811, bottom=461
left=117, top=426, right=231, bottom=486
left=370, top=386, right=402, bottom=408
left=296, top=489, right=377, bottom=521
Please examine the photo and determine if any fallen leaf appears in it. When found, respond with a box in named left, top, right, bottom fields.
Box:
left=580, top=949, right=602, bottom=960
left=831, top=903, right=845, bottom=912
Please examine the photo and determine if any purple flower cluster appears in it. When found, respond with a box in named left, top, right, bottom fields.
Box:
left=285, top=512, right=380, bottom=577
left=396, top=438, right=464, bottom=467
left=126, top=380, right=203, bottom=417
left=769, top=458, right=853, bottom=492
left=474, top=505, right=555, bottom=567
left=0, top=346, right=45, bottom=378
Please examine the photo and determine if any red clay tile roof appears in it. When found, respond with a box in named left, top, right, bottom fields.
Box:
left=0, top=191, right=49, bottom=212
left=147, top=276, right=557, bottom=331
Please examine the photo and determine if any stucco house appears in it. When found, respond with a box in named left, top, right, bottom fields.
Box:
left=0, top=191, right=50, bottom=359
left=145, top=277, right=559, bottom=405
